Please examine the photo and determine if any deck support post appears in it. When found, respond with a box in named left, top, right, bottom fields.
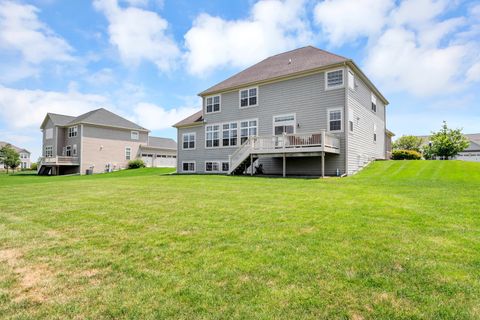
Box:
left=250, top=154, right=253, bottom=176
left=283, top=153, right=286, bottom=178
left=321, top=151, right=325, bottom=178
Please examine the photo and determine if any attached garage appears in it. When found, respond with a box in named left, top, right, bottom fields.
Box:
left=139, top=136, right=177, bottom=168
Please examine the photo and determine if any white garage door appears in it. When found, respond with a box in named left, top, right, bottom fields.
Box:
left=155, top=155, right=177, bottom=167
left=141, top=154, right=154, bottom=167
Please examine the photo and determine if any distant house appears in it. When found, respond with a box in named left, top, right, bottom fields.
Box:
left=174, top=46, right=391, bottom=176
left=0, top=141, right=31, bottom=170
left=417, top=134, right=480, bottom=162
left=39, top=108, right=176, bottom=175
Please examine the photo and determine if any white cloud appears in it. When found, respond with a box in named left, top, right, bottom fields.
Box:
left=132, top=102, right=199, bottom=131
left=93, top=0, right=179, bottom=72
left=0, top=0, right=73, bottom=64
left=314, top=0, right=393, bottom=46
left=184, top=0, right=312, bottom=75
left=0, top=86, right=106, bottom=129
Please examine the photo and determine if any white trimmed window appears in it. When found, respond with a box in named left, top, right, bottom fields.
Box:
left=73, top=144, right=77, bottom=156
left=125, top=147, right=132, bottom=160
left=66, top=145, right=72, bottom=156
left=326, top=69, right=344, bottom=89
left=131, top=131, right=139, bottom=140
left=206, top=124, right=220, bottom=148
left=239, top=87, right=257, bottom=108
left=182, top=161, right=195, bottom=172
left=68, top=126, right=78, bottom=138
left=273, top=114, right=295, bottom=135
left=240, top=119, right=258, bottom=144
left=328, top=109, right=343, bottom=132
left=206, top=95, right=220, bottom=113
left=45, top=128, right=53, bottom=140
left=222, top=162, right=229, bottom=172
left=371, top=93, right=377, bottom=112
left=205, top=161, right=220, bottom=172
left=222, top=122, right=238, bottom=147
left=45, top=146, right=53, bottom=158
left=373, top=123, right=377, bottom=142
left=182, top=133, right=196, bottom=150
left=348, top=70, right=355, bottom=90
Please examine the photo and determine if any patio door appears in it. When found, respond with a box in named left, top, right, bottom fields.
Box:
left=273, top=114, right=295, bottom=147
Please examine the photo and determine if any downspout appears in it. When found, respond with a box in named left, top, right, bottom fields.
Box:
left=344, top=61, right=349, bottom=176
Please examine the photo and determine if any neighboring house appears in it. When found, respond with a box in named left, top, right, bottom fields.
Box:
left=417, top=133, right=480, bottom=162
left=39, top=108, right=177, bottom=175
left=385, top=130, right=395, bottom=159
left=174, top=46, right=390, bottom=176
left=0, top=141, right=31, bottom=170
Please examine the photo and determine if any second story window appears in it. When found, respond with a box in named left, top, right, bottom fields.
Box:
left=68, top=126, right=78, bottom=138
left=371, top=93, right=377, bottom=112
left=328, top=109, right=343, bottom=132
left=222, top=122, right=238, bottom=147
left=348, top=70, right=355, bottom=90
left=240, top=87, right=257, bottom=107
left=206, top=95, right=220, bottom=113
left=326, top=69, right=344, bottom=89
left=45, top=128, right=53, bottom=140
left=182, top=133, right=196, bottom=149
left=131, top=131, right=139, bottom=140
left=206, top=124, right=220, bottom=148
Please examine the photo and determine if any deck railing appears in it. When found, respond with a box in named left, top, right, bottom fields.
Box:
left=229, top=130, right=340, bottom=174
left=40, top=156, right=80, bottom=165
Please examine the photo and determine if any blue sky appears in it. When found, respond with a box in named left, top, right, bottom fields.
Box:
left=0, top=0, right=479, bottom=160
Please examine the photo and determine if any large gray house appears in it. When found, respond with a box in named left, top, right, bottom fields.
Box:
left=39, top=108, right=176, bottom=175
left=174, top=46, right=389, bottom=176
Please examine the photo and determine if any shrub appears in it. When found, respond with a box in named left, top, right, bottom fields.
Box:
left=30, top=163, right=38, bottom=171
left=127, top=159, right=146, bottom=169
left=392, top=149, right=422, bottom=160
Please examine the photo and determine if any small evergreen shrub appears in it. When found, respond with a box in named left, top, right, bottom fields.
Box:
left=392, top=149, right=422, bottom=160
left=127, top=159, right=146, bottom=169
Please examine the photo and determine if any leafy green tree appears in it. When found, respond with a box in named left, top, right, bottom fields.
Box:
left=426, top=121, right=469, bottom=160
left=392, top=135, right=424, bottom=152
left=0, top=144, right=21, bottom=173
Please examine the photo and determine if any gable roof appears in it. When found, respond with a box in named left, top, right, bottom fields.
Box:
left=200, top=46, right=348, bottom=96
left=173, top=110, right=203, bottom=128
left=0, top=141, right=30, bottom=154
left=146, top=136, right=177, bottom=150
left=67, top=108, right=148, bottom=131
left=40, top=108, right=148, bottom=131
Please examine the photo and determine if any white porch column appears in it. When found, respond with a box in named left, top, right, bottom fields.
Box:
left=321, top=151, right=325, bottom=178
left=283, top=153, right=286, bottom=178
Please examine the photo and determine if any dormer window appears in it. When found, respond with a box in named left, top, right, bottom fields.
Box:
left=206, top=95, right=220, bottom=113
left=325, top=69, right=344, bottom=90
left=68, top=126, right=78, bottom=138
left=239, top=87, right=257, bottom=108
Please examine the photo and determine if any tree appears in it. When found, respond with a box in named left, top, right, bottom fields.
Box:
left=0, top=144, right=20, bottom=173
left=425, top=121, right=470, bottom=160
left=392, top=135, right=424, bottom=152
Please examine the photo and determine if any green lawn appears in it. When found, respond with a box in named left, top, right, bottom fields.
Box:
left=0, top=161, right=479, bottom=319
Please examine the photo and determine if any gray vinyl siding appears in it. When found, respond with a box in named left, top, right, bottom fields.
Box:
left=42, top=118, right=56, bottom=157
left=178, top=70, right=347, bottom=175
left=346, top=68, right=386, bottom=175
left=82, top=125, right=148, bottom=143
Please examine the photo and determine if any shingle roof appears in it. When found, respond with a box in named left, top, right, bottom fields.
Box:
left=200, top=46, right=348, bottom=96
left=0, top=141, right=30, bottom=154
left=47, top=113, right=76, bottom=126
left=146, top=136, right=177, bottom=150
left=173, top=110, right=203, bottom=128
left=67, top=108, right=148, bottom=131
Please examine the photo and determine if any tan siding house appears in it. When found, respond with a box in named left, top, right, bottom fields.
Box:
left=39, top=108, right=176, bottom=175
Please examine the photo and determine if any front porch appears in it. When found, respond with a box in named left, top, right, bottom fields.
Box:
left=229, top=130, right=341, bottom=177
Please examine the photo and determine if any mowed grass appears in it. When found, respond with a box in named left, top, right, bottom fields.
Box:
left=0, top=161, right=479, bottom=319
